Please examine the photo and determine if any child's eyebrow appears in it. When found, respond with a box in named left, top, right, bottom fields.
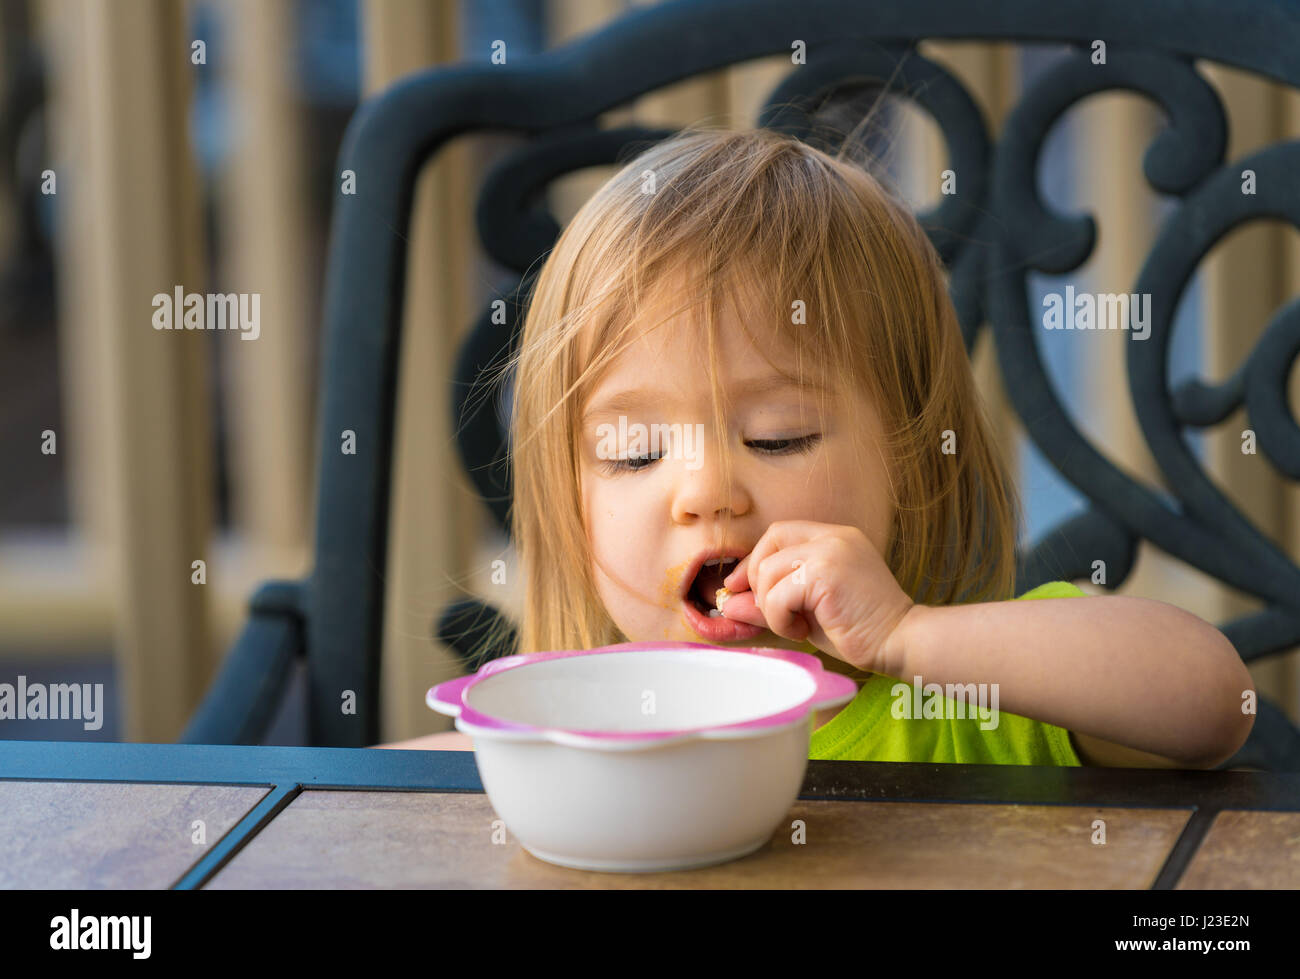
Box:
left=582, top=373, right=828, bottom=422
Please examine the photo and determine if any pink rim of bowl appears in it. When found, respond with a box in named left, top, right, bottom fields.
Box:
left=426, top=640, right=859, bottom=750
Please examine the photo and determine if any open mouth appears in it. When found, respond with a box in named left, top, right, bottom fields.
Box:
left=686, top=557, right=740, bottom=616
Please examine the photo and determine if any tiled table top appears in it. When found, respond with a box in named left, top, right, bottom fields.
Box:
left=3, top=741, right=1297, bottom=889
left=0, top=780, right=268, bottom=889
left=206, top=790, right=1192, bottom=888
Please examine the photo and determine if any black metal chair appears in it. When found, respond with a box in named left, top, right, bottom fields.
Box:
left=181, top=0, right=1300, bottom=770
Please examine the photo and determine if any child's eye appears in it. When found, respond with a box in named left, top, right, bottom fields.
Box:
left=598, top=451, right=663, bottom=475
left=596, top=434, right=821, bottom=475
left=748, top=434, right=822, bottom=455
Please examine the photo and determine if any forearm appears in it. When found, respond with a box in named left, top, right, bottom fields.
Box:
left=879, top=595, right=1255, bottom=765
left=373, top=731, right=474, bottom=751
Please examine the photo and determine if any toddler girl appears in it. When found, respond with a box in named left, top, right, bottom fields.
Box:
left=382, top=125, right=1253, bottom=769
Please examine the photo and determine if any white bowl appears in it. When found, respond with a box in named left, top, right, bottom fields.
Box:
left=427, top=640, right=857, bottom=872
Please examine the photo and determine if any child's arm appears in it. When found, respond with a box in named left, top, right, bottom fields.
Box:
left=881, top=595, right=1256, bottom=769
left=373, top=731, right=474, bottom=751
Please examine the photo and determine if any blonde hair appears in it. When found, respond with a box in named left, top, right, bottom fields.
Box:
left=470, top=124, right=1019, bottom=662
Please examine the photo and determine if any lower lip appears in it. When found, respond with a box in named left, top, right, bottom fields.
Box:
left=682, top=596, right=767, bottom=642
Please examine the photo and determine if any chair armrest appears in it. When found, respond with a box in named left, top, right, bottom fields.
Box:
left=1219, top=696, right=1300, bottom=772
left=179, top=580, right=305, bottom=745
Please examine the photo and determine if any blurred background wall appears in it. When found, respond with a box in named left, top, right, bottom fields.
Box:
left=0, top=0, right=1296, bottom=745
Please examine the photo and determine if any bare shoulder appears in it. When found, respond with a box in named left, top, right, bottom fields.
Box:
left=372, top=730, right=475, bottom=751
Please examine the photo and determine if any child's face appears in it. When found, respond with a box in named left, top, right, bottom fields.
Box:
left=577, top=293, right=895, bottom=652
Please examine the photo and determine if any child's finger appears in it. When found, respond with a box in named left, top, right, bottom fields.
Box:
left=722, top=555, right=748, bottom=592
left=723, top=521, right=821, bottom=593
left=718, top=589, right=765, bottom=626
left=760, top=572, right=813, bottom=641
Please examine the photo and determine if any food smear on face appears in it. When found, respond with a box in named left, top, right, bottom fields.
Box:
left=661, top=561, right=691, bottom=610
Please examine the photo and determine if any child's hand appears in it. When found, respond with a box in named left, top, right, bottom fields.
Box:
left=720, top=520, right=914, bottom=674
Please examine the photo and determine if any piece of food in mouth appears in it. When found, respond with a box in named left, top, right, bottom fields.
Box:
left=714, top=587, right=731, bottom=612
left=687, top=557, right=740, bottom=618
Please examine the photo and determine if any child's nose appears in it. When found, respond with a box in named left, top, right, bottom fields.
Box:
left=670, top=447, right=749, bottom=522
